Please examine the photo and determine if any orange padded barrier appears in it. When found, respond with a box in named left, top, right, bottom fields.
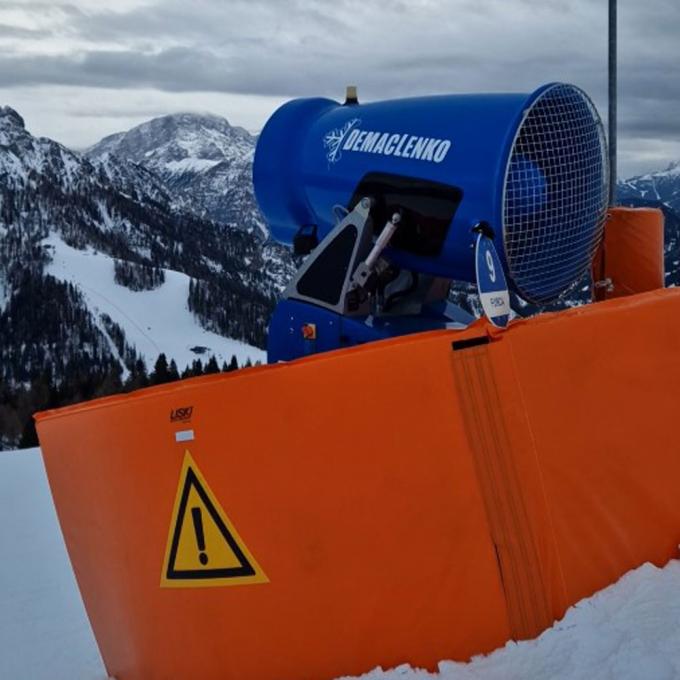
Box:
left=37, top=288, right=680, bottom=680
left=593, top=206, right=664, bottom=300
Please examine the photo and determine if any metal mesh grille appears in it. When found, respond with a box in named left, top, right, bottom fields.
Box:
left=503, top=84, right=608, bottom=304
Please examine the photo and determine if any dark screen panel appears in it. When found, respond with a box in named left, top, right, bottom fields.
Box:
left=296, top=225, right=358, bottom=305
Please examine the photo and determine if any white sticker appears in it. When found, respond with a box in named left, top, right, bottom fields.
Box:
left=479, top=291, right=511, bottom=317
left=175, top=430, right=195, bottom=443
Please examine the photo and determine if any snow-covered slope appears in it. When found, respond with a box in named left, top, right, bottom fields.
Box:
left=44, top=235, right=264, bottom=370
left=87, top=113, right=266, bottom=237
left=3, top=447, right=680, bottom=680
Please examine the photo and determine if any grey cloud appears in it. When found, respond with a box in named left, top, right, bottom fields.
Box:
left=0, top=23, right=53, bottom=38
left=69, top=106, right=180, bottom=119
left=0, top=48, right=338, bottom=97
left=0, top=45, right=598, bottom=102
left=0, top=0, right=678, bottom=176
left=0, top=1, right=82, bottom=14
left=622, top=117, right=680, bottom=140
left=68, top=0, right=349, bottom=44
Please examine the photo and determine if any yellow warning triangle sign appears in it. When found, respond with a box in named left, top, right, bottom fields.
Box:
left=160, top=451, right=268, bottom=588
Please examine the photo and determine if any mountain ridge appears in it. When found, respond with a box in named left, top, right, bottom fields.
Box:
left=86, top=111, right=266, bottom=237
left=618, top=162, right=680, bottom=214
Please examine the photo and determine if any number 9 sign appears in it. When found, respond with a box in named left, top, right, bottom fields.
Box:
left=475, top=232, right=510, bottom=328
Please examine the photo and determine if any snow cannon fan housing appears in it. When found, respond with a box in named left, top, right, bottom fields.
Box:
left=254, top=83, right=609, bottom=361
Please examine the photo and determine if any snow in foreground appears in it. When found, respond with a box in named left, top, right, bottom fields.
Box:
left=1, top=448, right=680, bottom=680
left=344, top=568, right=680, bottom=680
left=0, top=448, right=107, bottom=680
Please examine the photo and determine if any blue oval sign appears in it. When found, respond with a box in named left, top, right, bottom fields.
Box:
left=475, top=233, right=510, bottom=328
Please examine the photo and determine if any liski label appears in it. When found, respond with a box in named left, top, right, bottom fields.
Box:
left=475, top=233, right=510, bottom=328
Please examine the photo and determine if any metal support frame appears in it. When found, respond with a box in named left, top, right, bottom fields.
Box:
left=282, top=198, right=375, bottom=316
left=608, top=0, right=617, bottom=205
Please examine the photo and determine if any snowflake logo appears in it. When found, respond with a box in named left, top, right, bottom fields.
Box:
left=323, top=118, right=361, bottom=165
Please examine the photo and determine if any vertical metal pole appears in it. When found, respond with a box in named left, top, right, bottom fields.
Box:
left=608, top=0, right=617, bottom=204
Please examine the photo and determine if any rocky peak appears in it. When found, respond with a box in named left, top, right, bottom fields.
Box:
left=86, top=111, right=263, bottom=237
left=0, top=106, right=25, bottom=131
left=87, top=112, right=254, bottom=168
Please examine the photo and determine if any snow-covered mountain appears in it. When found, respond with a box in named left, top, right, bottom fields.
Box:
left=87, top=113, right=266, bottom=237
left=0, top=105, right=292, bottom=391
left=618, top=162, right=680, bottom=213
left=617, top=166, right=680, bottom=287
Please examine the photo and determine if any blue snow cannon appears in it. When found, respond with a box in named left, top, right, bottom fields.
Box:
left=254, top=83, right=608, bottom=362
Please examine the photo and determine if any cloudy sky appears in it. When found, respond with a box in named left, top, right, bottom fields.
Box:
left=0, top=0, right=678, bottom=177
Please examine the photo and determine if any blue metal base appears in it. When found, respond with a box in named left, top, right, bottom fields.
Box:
left=267, top=299, right=474, bottom=363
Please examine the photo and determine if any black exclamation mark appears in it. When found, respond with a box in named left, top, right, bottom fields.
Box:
left=191, top=507, right=208, bottom=565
